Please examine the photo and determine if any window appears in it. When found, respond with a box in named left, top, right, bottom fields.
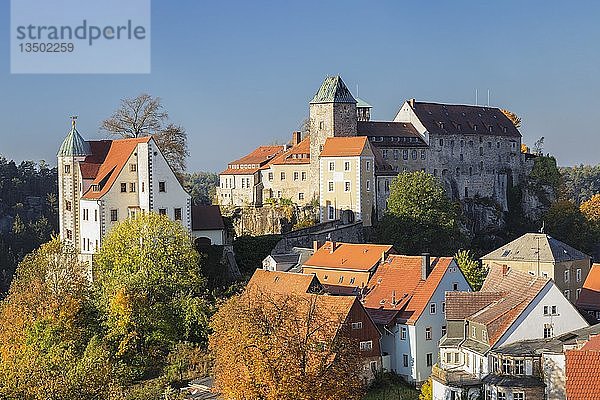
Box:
left=544, top=324, right=553, bottom=338
left=482, top=330, right=487, bottom=341
left=158, top=208, right=167, bottom=216
left=110, top=209, right=118, bottom=221
left=401, top=326, right=407, bottom=340
left=66, top=200, right=72, bottom=211
left=66, top=229, right=72, bottom=240
left=577, top=288, right=581, bottom=299
left=64, top=164, right=71, bottom=174
left=319, top=121, right=324, bottom=130
left=498, top=392, right=506, bottom=400
left=301, top=171, right=306, bottom=181
left=426, top=353, right=433, bottom=367
left=577, top=268, right=582, bottom=282
left=130, top=163, right=137, bottom=172
left=564, top=289, right=571, bottom=300
left=328, top=181, right=334, bottom=192
left=94, top=209, right=98, bottom=221
left=543, top=306, right=549, bottom=316
left=403, top=354, right=409, bottom=367
left=344, top=161, right=350, bottom=171
left=513, top=393, right=524, bottom=400
left=280, top=172, right=286, bottom=180
left=393, top=150, right=399, bottom=160
left=439, top=139, right=444, bottom=146
left=293, top=172, right=299, bottom=181
left=430, top=303, right=436, bottom=314
left=83, top=209, right=89, bottom=221
left=174, top=208, right=182, bottom=221
left=564, top=270, right=570, bottom=283
left=441, top=325, right=447, bottom=336
left=329, top=161, right=335, bottom=171
left=121, top=183, right=127, bottom=193
left=359, top=341, right=373, bottom=351
left=328, top=205, right=334, bottom=220
left=411, top=150, right=417, bottom=160
left=344, top=181, right=351, bottom=192
left=130, top=182, right=136, bottom=192
left=442, top=302, right=446, bottom=313
left=425, top=327, right=432, bottom=340
left=268, top=172, right=273, bottom=181
left=452, top=282, right=459, bottom=291
left=141, top=182, right=145, bottom=192
left=366, top=180, right=371, bottom=191
left=351, top=322, right=363, bottom=330
left=421, top=149, right=426, bottom=159
left=338, top=276, right=344, bottom=284
left=366, top=161, right=371, bottom=171
left=350, top=277, right=355, bottom=284
left=298, top=193, right=304, bottom=200
left=472, top=326, right=476, bottom=338
left=514, top=359, right=524, bottom=375
left=502, top=359, right=511, bottom=374
left=479, top=147, right=484, bottom=156
left=551, top=305, right=557, bottom=315
left=402, top=149, right=408, bottom=160
left=159, top=181, right=166, bottom=192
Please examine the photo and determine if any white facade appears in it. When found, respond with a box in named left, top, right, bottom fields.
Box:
left=382, top=261, right=471, bottom=383
left=191, top=229, right=224, bottom=246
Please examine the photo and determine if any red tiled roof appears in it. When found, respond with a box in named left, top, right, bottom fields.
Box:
left=78, top=140, right=112, bottom=179
left=81, top=137, right=152, bottom=199
left=363, top=255, right=455, bottom=325
left=566, top=347, right=600, bottom=399
left=320, top=136, right=370, bottom=157
left=221, top=145, right=284, bottom=175
left=582, top=334, right=600, bottom=351
left=445, top=292, right=503, bottom=321
left=246, top=269, right=322, bottom=295
left=303, top=241, right=394, bottom=272
left=270, top=137, right=310, bottom=165
left=577, top=264, right=600, bottom=311
left=191, top=205, right=224, bottom=231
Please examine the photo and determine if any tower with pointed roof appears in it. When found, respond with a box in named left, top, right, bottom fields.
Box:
left=308, top=76, right=358, bottom=198
left=57, top=116, right=90, bottom=248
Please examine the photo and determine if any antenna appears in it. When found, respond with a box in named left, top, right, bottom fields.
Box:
left=356, top=84, right=359, bottom=97
left=487, top=89, right=490, bottom=107
left=475, top=89, right=478, bottom=106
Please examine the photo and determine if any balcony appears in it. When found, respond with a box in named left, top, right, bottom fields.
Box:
left=431, top=364, right=482, bottom=388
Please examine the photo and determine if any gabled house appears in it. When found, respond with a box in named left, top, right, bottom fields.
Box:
left=362, top=254, right=471, bottom=384
left=576, top=263, right=600, bottom=323
left=481, top=233, right=592, bottom=303
left=433, top=265, right=589, bottom=400
left=245, top=269, right=382, bottom=382
left=191, top=205, right=226, bottom=246
left=301, top=241, right=394, bottom=295
left=262, top=247, right=314, bottom=272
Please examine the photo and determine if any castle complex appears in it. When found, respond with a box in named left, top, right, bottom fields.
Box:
left=217, top=76, right=527, bottom=226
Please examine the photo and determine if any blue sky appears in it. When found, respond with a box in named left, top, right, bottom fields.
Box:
left=1, top=1, right=600, bottom=171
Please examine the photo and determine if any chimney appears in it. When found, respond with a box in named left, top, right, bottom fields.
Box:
left=313, top=240, right=319, bottom=253
left=421, top=253, right=431, bottom=280
left=381, top=251, right=386, bottom=264
left=409, top=98, right=415, bottom=108
left=292, top=131, right=302, bottom=146
left=502, top=264, right=510, bottom=276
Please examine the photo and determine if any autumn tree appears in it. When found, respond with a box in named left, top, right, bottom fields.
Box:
left=500, top=109, right=522, bottom=128
left=419, top=378, right=432, bottom=400
left=93, top=213, right=211, bottom=381
left=378, top=171, right=464, bottom=255
left=580, top=194, right=600, bottom=222
left=210, top=290, right=365, bottom=400
left=544, top=200, right=596, bottom=253
left=0, top=238, right=117, bottom=399
left=101, top=94, right=189, bottom=174
left=455, top=250, right=486, bottom=291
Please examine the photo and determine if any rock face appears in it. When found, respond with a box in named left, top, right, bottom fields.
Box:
left=521, top=184, right=556, bottom=222
left=462, top=198, right=506, bottom=234
left=223, top=205, right=319, bottom=237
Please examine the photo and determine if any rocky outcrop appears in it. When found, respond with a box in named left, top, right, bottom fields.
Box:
left=222, top=204, right=319, bottom=237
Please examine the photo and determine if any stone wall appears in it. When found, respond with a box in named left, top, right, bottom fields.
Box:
left=272, top=220, right=365, bottom=254
left=222, top=204, right=318, bottom=237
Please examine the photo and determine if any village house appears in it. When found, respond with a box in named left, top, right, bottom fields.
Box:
left=190, top=205, right=226, bottom=246
left=432, top=265, right=589, bottom=400
left=246, top=269, right=382, bottom=382
left=301, top=241, right=394, bottom=295
left=576, top=263, right=600, bottom=323
left=218, top=75, right=527, bottom=226
left=262, top=247, right=313, bottom=272
left=481, top=232, right=592, bottom=303
left=57, top=118, right=191, bottom=264
left=361, top=254, right=471, bottom=384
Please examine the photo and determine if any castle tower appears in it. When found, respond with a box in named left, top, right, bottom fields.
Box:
left=57, top=116, right=90, bottom=249
left=308, top=76, right=357, bottom=198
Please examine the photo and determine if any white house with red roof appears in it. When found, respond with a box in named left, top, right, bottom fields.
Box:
left=362, top=254, right=471, bottom=384
left=57, top=118, right=191, bottom=262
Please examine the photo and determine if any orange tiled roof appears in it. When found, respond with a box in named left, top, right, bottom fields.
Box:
left=246, top=269, right=321, bottom=295
left=445, top=292, right=503, bottom=321
left=566, top=345, right=600, bottom=399
left=81, top=136, right=152, bottom=199
left=363, top=255, right=454, bottom=325
left=319, top=136, right=370, bottom=157
left=220, top=145, right=284, bottom=175
left=582, top=334, right=600, bottom=351
left=577, top=264, right=600, bottom=311
left=270, top=138, right=310, bottom=165
left=303, top=241, right=394, bottom=272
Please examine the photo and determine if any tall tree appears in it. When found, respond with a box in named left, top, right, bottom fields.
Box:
left=0, top=238, right=116, bottom=400
left=454, top=250, right=486, bottom=291
left=101, top=94, right=189, bottom=174
left=210, top=291, right=365, bottom=400
left=93, top=213, right=211, bottom=381
left=545, top=200, right=596, bottom=253
left=500, top=109, right=522, bottom=128
left=378, top=171, right=464, bottom=255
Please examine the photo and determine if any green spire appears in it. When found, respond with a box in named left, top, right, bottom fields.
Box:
left=310, top=76, right=357, bottom=104
left=57, top=116, right=90, bottom=157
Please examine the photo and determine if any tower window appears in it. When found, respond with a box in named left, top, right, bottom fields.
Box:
left=329, top=161, right=335, bottom=171
left=64, top=164, right=71, bottom=174
left=319, top=121, right=324, bottom=130
left=110, top=209, right=118, bottom=221
left=344, top=161, right=350, bottom=171
left=65, top=200, right=72, bottom=211
left=298, top=193, right=304, bottom=200
left=130, top=183, right=136, bottom=192
left=66, top=229, right=72, bottom=240
left=366, top=161, right=371, bottom=171
left=281, top=172, right=286, bottom=181
left=158, top=208, right=167, bottom=216
left=159, top=181, right=166, bottom=192
left=345, top=181, right=351, bottom=192
left=121, top=183, right=127, bottom=193
left=174, top=208, right=182, bottom=221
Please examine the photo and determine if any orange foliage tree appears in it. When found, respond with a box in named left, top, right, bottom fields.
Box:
left=581, top=194, right=600, bottom=223
left=209, top=290, right=365, bottom=400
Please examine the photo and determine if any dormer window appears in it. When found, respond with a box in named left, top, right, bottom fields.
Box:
left=489, top=126, right=493, bottom=133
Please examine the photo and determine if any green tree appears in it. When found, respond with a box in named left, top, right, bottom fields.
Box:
left=94, top=213, right=211, bottom=381
left=454, top=250, right=486, bottom=291
left=183, top=171, right=219, bottom=205
left=544, top=200, right=596, bottom=253
left=530, top=155, right=561, bottom=190
left=378, top=171, right=464, bottom=255
left=0, top=238, right=116, bottom=400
